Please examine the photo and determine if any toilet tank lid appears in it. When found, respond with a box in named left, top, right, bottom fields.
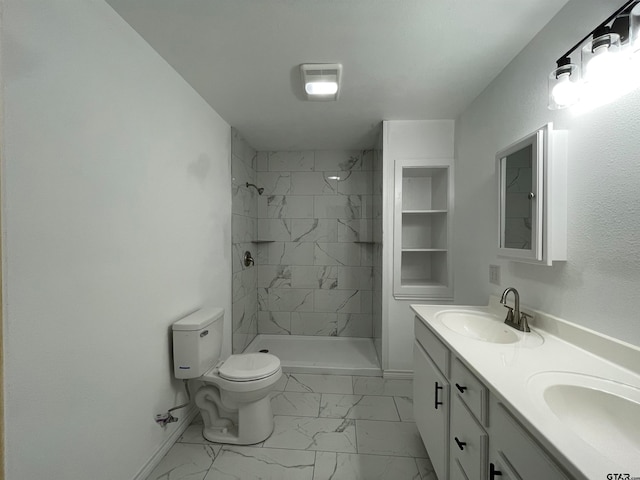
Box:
left=172, top=307, right=224, bottom=331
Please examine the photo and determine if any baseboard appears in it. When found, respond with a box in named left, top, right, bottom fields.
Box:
left=132, top=406, right=198, bottom=480
left=383, top=369, right=413, bottom=380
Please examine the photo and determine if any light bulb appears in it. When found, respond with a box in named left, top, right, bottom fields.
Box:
left=586, top=45, right=615, bottom=82
left=305, top=81, right=338, bottom=95
left=551, top=72, right=580, bottom=107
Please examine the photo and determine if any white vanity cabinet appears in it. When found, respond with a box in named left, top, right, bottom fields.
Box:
left=414, top=317, right=570, bottom=480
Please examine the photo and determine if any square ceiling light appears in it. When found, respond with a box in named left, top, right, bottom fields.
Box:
left=300, top=63, right=342, bottom=101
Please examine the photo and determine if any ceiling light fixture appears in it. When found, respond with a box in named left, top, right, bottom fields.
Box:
left=300, top=64, right=342, bottom=101
left=548, top=0, right=640, bottom=110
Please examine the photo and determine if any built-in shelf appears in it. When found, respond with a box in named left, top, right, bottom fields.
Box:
left=401, top=248, right=448, bottom=252
left=403, top=210, right=448, bottom=214
left=394, top=159, right=453, bottom=301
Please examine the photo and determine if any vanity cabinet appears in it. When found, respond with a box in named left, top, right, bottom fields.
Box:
left=414, top=317, right=570, bottom=480
left=394, top=159, right=453, bottom=300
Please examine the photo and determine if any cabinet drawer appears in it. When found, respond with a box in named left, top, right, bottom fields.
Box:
left=490, top=396, right=569, bottom=480
left=452, top=358, right=488, bottom=425
left=415, top=317, right=450, bottom=376
left=450, top=395, right=488, bottom=480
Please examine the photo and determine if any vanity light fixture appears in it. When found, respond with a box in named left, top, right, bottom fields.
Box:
left=300, top=63, right=342, bottom=101
left=548, top=0, right=640, bottom=110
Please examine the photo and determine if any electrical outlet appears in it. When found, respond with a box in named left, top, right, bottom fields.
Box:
left=489, top=265, right=501, bottom=285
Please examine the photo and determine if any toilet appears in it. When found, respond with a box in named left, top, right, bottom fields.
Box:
left=172, top=307, right=282, bottom=445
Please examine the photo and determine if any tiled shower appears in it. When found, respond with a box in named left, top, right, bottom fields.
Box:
left=231, top=128, right=383, bottom=365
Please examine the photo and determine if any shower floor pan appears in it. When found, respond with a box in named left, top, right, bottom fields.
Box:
left=244, top=335, right=381, bottom=376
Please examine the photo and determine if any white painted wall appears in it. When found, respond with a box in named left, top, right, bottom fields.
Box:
left=2, top=1, right=231, bottom=479
left=454, top=0, right=640, bottom=346
left=382, top=120, right=455, bottom=372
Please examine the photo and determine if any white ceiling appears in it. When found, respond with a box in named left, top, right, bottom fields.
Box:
left=106, top=0, right=569, bottom=150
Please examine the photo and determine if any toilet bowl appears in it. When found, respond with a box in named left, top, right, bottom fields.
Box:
left=172, top=308, right=282, bottom=445
left=194, top=353, right=282, bottom=444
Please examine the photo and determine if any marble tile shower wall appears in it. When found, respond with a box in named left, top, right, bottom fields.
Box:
left=372, top=147, right=383, bottom=360
left=255, top=150, right=378, bottom=337
left=231, top=129, right=258, bottom=353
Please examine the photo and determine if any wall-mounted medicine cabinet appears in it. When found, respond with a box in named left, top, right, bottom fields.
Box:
left=394, top=158, right=453, bottom=300
left=497, top=123, right=567, bottom=265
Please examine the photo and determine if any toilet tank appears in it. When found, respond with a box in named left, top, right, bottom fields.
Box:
left=172, top=307, right=224, bottom=379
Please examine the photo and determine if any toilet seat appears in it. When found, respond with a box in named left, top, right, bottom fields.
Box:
left=218, top=353, right=280, bottom=382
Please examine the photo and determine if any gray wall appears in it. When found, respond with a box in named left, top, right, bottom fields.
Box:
left=454, top=0, right=640, bottom=346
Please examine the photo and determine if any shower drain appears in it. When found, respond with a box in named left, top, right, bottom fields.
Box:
left=259, top=349, right=269, bottom=353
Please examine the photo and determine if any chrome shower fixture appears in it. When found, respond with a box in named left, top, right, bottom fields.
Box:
left=246, top=182, right=264, bottom=195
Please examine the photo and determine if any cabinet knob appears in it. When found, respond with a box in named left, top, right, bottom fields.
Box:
left=528, top=192, right=536, bottom=200
left=455, top=383, right=467, bottom=393
left=490, top=462, right=503, bottom=479
left=454, top=436, right=467, bottom=451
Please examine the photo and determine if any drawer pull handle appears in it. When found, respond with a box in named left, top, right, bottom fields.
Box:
left=455, top=383, right=467, bottom=393
left=454, top=437, right=466, bottom=451
left=434, top=382, right=444, bottom=409
left=490, top=462, right=503, bottom=479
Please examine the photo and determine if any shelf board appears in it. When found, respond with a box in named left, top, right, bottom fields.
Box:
left=402, top=209, right=447, bottom=214
left=253, top=240, right=275, bottom=243
left=400, top=279, right=448, bottom=288
left=401, top=248, right=448, bottom=252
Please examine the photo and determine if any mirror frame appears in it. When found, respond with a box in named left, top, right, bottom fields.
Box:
left=497, top=124, right=548, bottom=262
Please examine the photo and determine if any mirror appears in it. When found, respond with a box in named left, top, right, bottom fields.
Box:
left=498, top=125, right=545, bottom=263
left=497, top=123, right=567, bottom=265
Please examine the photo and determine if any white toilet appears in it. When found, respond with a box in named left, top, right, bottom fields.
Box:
left=172, top=307, right=282, bottom=445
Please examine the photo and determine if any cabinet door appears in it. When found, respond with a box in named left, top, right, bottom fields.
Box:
left=489, top=397, right=569, bottom=480
left=413, top=341, right=449, bottom=480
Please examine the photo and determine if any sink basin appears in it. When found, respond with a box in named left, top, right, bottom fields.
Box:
left=528, top=372, right=640, bottom=467
left=437, top=310, right=518, bottom=343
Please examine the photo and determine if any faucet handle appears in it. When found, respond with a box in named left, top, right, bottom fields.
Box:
left=503, top=305, right=514, bottom=322
left=519, top=312, right=533, bottom=332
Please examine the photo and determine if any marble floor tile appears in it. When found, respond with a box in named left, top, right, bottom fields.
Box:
left=146, top=442, right=218, bottom=480
left=178, top=425, right=214, bottom=445
left=204, top=446, right=315, bottom=480
left=353, top=376, right=413, bottom=397
left=356, top=420, right=428, bottom=458
left=263, top=416, right=357, bottom=453
left=313, top=452, right=426, bottom=480
left=271, top=391, right=321, bottom=417
left=285, top=374, right=354, bottom=394
left=319, top=394, right=400, bottom=421
left=273, top=373, right=290, bottom=391
left=416, top=457, right=438, bottom=480
left=179, top=424, right=264, bottom=449
left=394, top=396, right=414, bottom=422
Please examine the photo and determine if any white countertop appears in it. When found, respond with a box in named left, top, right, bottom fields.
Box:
left=411, top=297, right=640, bottom=480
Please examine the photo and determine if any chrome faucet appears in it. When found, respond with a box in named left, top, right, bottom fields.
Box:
left=500, top=287, right=531, bottom=332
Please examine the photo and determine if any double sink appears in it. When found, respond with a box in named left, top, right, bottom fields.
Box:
left=434, top=308, right=640, bottom=471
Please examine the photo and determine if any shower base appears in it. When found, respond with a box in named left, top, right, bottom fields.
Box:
left=244, top=335, right=381, bottom=376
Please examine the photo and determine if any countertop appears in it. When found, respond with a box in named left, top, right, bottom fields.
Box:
left=411, top=297, right=640, bottom=480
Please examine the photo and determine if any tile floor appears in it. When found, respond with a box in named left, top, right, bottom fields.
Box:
left=147, top=373, right=437, bottom=480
